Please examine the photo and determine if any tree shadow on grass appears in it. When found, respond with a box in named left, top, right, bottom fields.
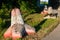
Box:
left=34, top=19, right=47, bottom=32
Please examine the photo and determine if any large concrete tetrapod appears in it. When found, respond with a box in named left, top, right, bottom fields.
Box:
left=24, top=24, right=35, bottom=35
left=3, top=26, right=12, bottom=39
left=12, top=24, right=25, bottom=40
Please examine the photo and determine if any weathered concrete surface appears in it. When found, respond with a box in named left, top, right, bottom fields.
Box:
left=41, top=24, right=60, bottom=40
left=58, top=6, right=60, bottom=17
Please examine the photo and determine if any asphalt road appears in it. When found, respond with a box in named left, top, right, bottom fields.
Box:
left=41, top=24, right=60, bottom=40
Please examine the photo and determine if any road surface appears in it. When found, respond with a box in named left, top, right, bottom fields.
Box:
left=41, top=24, right=60, bottom=40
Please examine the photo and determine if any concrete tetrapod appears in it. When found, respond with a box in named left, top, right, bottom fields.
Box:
left=24, top=24, right=36, bottom=35
left=3, top=26, right=12, bottom=39
left=11, top=23, right=25, bottom=40
left=3, top=8, right=36, bottom=40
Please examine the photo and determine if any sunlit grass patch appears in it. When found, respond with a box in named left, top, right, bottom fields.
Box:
left=24, top=14, right=44, bottom=27
left=41, top=19, right=58, bottom=28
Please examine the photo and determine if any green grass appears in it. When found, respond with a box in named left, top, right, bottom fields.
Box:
left=24, top=14, right=44, bottom=27
left=36, top=18, right=59, bottom=39
left=41, top=19, right=58, bottom=28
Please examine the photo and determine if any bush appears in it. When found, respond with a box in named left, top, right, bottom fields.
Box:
left=20, top=1, right=36, bottom=15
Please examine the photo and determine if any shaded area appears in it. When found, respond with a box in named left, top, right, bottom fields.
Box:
left=34, top=19, right=47, bottom=32
left=0, top=0, right=2, bottom=9
left=0, top=0, right=20, bottom=9
left=48, top=0, right=59, bottom=9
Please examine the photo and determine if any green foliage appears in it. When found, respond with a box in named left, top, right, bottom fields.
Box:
left=0, top=3, right=11, bottom=31
left=20, top=1, right=36, bottom=15
left=0, top=18, right=2, bottom=28
left=0, top=18, right=5, bottom=29
left=40, top=1, right=48, bottom=4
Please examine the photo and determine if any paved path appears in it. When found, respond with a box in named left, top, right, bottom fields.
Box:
left=41, top=24, right=60, bottom=40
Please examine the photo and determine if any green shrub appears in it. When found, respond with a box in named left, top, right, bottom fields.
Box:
left=0, top=18, right=2, bottom=28
left=20, top=1, right=36, bottom=16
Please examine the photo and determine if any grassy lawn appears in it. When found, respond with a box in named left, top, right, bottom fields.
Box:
left=0, top=14, right=59, bottom=40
